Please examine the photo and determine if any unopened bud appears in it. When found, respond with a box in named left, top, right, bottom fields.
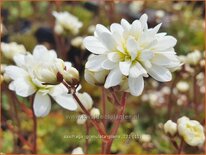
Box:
left=63, top=67, right=79, bottom=86
left=163, top=120, right=177, bottom=136
left=77, top=114, right=87, bottom=125
left=90, top=108, right=100, bottom=119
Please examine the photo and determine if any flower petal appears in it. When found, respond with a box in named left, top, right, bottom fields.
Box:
left=83, top=36, right=107, bottom=54
left=128, top=76, right=144, bottom=96
left=33, top=92, right=51, bottom=117
left=12, top=78, right=36, bottom=97
left=155, top=36, right=177, bottom=50
left=127, top=37, right=139, bottom=60
left=139, top=14, right=148, bottom=30
left=104, top=67, right=122, bottom=88
left=5, top=66, right=28, bottom=80
left=52, top=93, right=77, bottom=111
left=98, top=32, right=116, bottom=51
left=147, top=64, right=172, bottom=82
left=85, top=54, right=106, bottom=71
left=102, top=59, right=116, bottom=70
left=94, top=24, right=110, bottom=37
left=119, top=61, right=131, bottom=76
left=129, top=62, right=147, bottom=78
left=107, top=52, right=121, bottom=62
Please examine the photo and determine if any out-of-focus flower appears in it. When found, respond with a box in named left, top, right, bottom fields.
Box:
left=77, top=114, right=87, bottom=125
left=177, top=116, right=205, bottom=146
left=90, top=108, right=100, bottom=119
left=76, top=92, right=93, bottom=112
left=72, top=147, right=84, bottom=154
left=1, top=42, right=27, bottom=60
left=164, top=120, right=177, bottom=136
left=186, top=50, right=202, bottom=66
left=129, top=1, right=144, bottom=15
left=176, top=81, right=189, bottom=93
left=141, top=94, right=149, bottom=102
left=155, top=10, right=165, bottom=19
left=161, top=86, right=171, bottom=95
left=52, top=11, right=83, bottom=35
left=200, top=86, right=205, bottom=94
left=84, top=14, right=181, bottom=96
left=141, top=134, right=151, bottom=143
left=71, top=36, right=85, bottom=49
left=177, top=95, right=187, bottom=106
left=84, top=69, right=109, bottom=86
left=199, top=59, right=205, bottom=67
left=5, top=45, right=78, bottom=117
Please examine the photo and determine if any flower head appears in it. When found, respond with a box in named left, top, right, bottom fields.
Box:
left=5, top=45, right=79, bottom=117
left=177, top=116, right=205, bottom=146
left=52, top=11, right=83, bottom=35
left=83, top=14, right=181, bottom=96
left=72, top=147, right=84, bottom=154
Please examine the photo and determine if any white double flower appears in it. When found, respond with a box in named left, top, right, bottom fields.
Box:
left=83, top=14, right=181, bottom=96
left=5, top=45, right=80, bottom=117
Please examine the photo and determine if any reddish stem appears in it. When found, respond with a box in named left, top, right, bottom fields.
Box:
left=31, top=96, right=37, bottom=154
left=105, top=92, right=128, bottom=153
left=72, top=93, right=108, bottom=141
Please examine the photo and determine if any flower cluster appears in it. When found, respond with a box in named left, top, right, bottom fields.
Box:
left=5, top=45, right=80, bottom=117
left=83, top=14, right=181, bottom=96
left=164, top=116, right=205, bottom=146
left=53, top=11, right=83, bottom=35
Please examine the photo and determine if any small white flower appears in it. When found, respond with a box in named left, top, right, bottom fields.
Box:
left=164, top=120, right=177, bottom=136
left=5, top=45, right=78, bottom=117
left=161, top=86, right=171, bottom=95
left=1, top=42, right=27, bottom=60
left=186, top=50, right=202, bottom=66
left=155, top=10, right=165, bottom=19
left=129, top=1, right=144, bottom=15
left=141, top=134, right=151, bottom=143
left=52, top=11, right=83, bottom=35
left=77, top=114, right=87, bottom=125
left=83, top=14, right=181, bottom=96
left=54, top=23, right=64, bottom=35
left=72, top=147, right=84, bottom=154
left=176, top=81, right=189, bottom=93
left=90, top=108, right=100, bottom=119
left=87, top=25, right=96, bottom=34
left=177, top=95, right=187, bottom=106
left=177, top=116, right=205, bottom=146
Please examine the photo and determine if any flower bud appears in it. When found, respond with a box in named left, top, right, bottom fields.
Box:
left=84, top=69, right=109, bottom=86
left=63, top=67, right=79, bottom=86
left=77, top=114, right=87, bottom=125
left=163, top=120, right=177, bottom=136
left=140, top=134, right=151, bottom=143
left=72, top=147, right=84, bottom=154
left=176, top=81, right=189, bottom=93
left=90, top=108, right=100, bottom=119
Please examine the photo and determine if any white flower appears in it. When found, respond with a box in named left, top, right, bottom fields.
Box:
left=1, top=42, right=27, bottom=60
left=52, top=11, right=83, bottom=35
left=5, top=45, right=78, bottom=117
left=161, top=86, right=171, bottom=95
left=72, top=147, right=84, bottom=154
left=176, top=81, right=189, bottom=93
left=83, top=14, right=181, bottom=96
left=164, top=120, right=177, bottom=136
left=186, top=50, right=202, bottom=66
left=141, top=134, right=151, bottom=143
left=129, top=1, right=144, bottom=15
left=155, top=10, right=165, bottom=19
left=88, top=25, right=95, bottom=34
left=90, top=108, right=100, bottom=119
left=76, top=92, right=93, bottom=112
left=177, top=116, right=205, bottom=146
left=77, top=114, right=87, bottom=125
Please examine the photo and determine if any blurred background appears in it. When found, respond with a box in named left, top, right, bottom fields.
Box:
left=1, top=0, right=205, bottom=154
